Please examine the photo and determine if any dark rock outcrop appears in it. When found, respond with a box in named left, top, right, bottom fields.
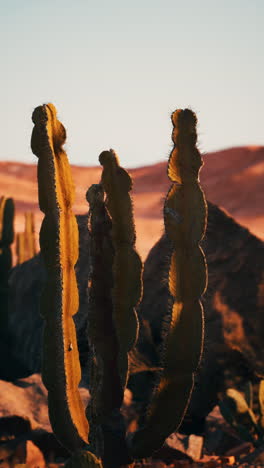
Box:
left=4, top=203, right=264, bottom=433
left=131, top=201, right=264, bottom=433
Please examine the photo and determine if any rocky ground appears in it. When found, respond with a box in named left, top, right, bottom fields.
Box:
left=0, top=375, right=263, bottom=467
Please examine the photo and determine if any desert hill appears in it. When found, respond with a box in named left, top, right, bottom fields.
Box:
left=0, top=145, right=263, bottom=260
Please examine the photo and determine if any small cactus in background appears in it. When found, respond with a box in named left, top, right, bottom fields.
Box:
left=0, top=196, right=14, bottom=325
left=16, top=212, right=36, bottom=264
left=31, top=103, right=207, bottom=467
left=219, top=380, right=264, bottom=447
left=16, top=231, right=26, bottom=264
left=24, top=211, right=36, bottom=259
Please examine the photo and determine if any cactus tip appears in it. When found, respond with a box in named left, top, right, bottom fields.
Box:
left=171, top=108, right=197, bottom=140
left=99, top=149, right=119, bottom=167
left=86, top=184, right=104, bottom=205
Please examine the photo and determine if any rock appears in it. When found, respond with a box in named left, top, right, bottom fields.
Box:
left=130, top=201, right=264, bottom=433
left=0, top=374, right=90, bottom=466
left=163, top=432, right=203, bottom=461
left=3, top=203, right=264, bottom=435
left=24, top=440, right=46, bottom=468
left=0, top=374, right=50, bottom=431
left=0, top=374, right=90, bottom=433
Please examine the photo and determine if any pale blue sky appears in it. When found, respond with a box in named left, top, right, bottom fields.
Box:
left=1, top=0, right=263, bottom=167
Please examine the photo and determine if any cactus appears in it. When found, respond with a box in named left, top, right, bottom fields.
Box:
left=24, top=211, right=36, bottom=259
left=16, top=212, right=36, bottom=264
left=86, top=153, right=143, bottom=466
left=99, top=149, right=143, bottom=392
left=129, top=109, right=207, bottom=458
left=0, top=196, right=14, bottom=325
left=16, top=232, right=26, bottom=264
left=219, top=381, right=264, bottom=446
left=32, top=104, right=207, bottom=467
left=31, top=103, right=89, bottom=453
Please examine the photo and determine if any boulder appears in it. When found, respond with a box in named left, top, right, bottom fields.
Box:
left=130, top=201, right=264, bottom=432
left=3, top=203, right=264, bottom=433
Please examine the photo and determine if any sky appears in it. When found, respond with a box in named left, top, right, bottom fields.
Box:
left=2, top=0, right=263, bottom=168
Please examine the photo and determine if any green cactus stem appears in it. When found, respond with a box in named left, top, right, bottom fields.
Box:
left=130, top=109, right=207, bottom=458
left=0, top=196, right=14, bottom=326
left=86, top=183, right=134, bottom=467
left=31, top=103, right=88, bottom=452
left=86, top=184, right=122, bottom=423
left=99, top=150, right=143, bottom=392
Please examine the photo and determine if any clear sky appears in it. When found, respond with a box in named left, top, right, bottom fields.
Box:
left=2, top=0, right=263, bottom=167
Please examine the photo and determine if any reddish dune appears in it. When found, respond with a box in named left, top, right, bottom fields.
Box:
left=0, top=146, right=263, bottom=261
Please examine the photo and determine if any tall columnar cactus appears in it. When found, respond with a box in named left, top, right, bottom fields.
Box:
left=99, top=150, right=143, bottom=392
left=86, top=151, right=143, bottom=466
left=130, top=109, right=207, bottom=458
left=86, top=184, right=121, bottom=433
left=31, top=103, right=89, bottom=453
left=0, top=196, right=14, bottom=325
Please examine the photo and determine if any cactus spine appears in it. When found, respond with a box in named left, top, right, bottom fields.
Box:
left=130, top=109, right=207, bottom=458
left=31, top=103, right=89, bottom=453
left=0, top=196, right=14, bottom=325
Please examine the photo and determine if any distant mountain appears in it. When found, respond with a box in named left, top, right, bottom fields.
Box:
left=0, top=145, right=263, bottom=260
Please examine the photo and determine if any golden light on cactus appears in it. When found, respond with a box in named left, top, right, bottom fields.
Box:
left=31, top=103, right=88, bottom=452
left=99, top=149, right=143, bottom=391
left=130, top=109, right=207, bottom=458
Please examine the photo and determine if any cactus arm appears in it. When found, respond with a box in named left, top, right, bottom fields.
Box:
left=0, top=196, right=14, bottom=327
left=0, top=196, right=14, bottom=247
left=130, top=109, right=207, bottom=458
left=99, top=150, right=143, bottom=391
left=86, top=185, right=123, bottom=417
left=86, top=184, right=134, bottom=467
left=31, top=103, right=88, bottom=452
